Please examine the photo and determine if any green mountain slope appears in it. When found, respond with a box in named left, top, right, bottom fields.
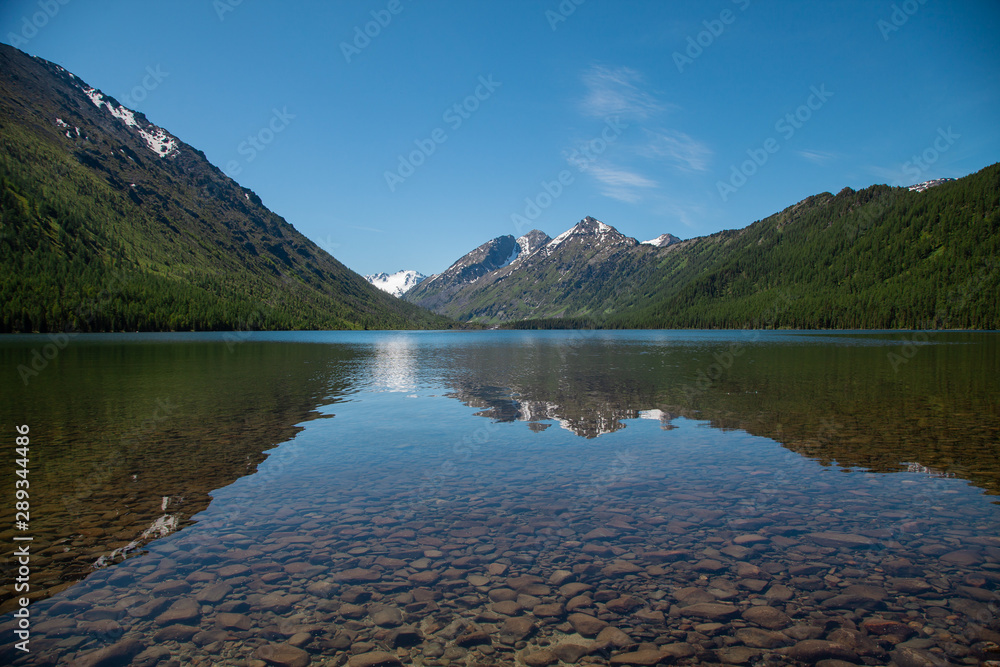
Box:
left=409, top=165, right=999, bottom=330
left=0, top=44, right=451, bottom=332
left=614, top=165, right=999, bottom=329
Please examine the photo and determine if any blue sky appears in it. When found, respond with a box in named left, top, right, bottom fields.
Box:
left=2, top=1, right=998, bottom=276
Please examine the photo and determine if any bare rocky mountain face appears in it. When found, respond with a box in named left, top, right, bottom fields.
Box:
left=405, top=217, right=672, bottom=322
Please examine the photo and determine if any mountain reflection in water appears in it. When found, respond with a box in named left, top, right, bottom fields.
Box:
left=439, top=331, right=999, bottom=492
left=1, top=330, right=998, bottom=666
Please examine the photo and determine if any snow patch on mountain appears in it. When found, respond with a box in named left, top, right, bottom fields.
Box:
left=641, top=233, right=681, bottom=248
left=496, top=245, right=520, bottom=270
left=545, top=227, right=574, bottom=251
left=908, top=178, right=955, bottom=193
left=81, top=85, right=178, bottom=158
left=365, top=270, right=426, bottom=297
left=137, top=127, right=178, bottom=157
left=109, top=103, right=137, bottom=128
left=83, top=86, right=104, bottom=108
left=508, top=231, right=552, bottom=268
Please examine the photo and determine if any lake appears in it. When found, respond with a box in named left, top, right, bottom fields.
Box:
left=1, top=330, right=999, bottom=666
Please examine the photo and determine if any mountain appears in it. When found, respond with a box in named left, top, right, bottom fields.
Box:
left=614, top=166, right=999, bottom=329
left=907, top=177, right=955, bottom=192
left=407, top=166, right=999, bottom=329
left=406, top=229, right=552, bottom=314
left=406, top=216, right=664, bottom=321
left=515, top=228, right=551, bottom=256
left=0, top=44, right=450, bottom=332
left=364, top=270, right=426, bottom=297
left=641, top=233, right=681, bottom=248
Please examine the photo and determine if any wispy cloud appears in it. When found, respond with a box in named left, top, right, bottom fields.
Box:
left=316, top=235, right=341, bottom=254
left=639, top=129, right=712, bottom=172
left=659, top=201, right=705, bottom=229
left=584, top=163, right=659, bottom=203
left=864, top=165, right=910, bottom=187
left=574, top=64, right=713, bottom=205
left=580, top=65, right=666, bottom=120
left=797, top=149, right=835, bottom=165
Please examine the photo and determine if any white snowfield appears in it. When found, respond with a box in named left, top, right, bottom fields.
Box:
left=82, top=85, right=179, bottom=158
left=365, top=270, right=427, bottom=297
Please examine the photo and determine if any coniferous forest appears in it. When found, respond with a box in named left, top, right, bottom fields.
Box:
left=503, top=165, right=999, bottom=331
left=0, top=42, right=451, bottom=333
left=609, top=165, right=1000, bottom=330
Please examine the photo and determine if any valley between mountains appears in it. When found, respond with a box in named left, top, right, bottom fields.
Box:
left=2, top=42, right=997, bottom=333
left=381, top=171, right=998, bottom=330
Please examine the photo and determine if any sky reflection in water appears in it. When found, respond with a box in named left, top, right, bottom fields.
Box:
left=1, top=330, right=998, bottom=666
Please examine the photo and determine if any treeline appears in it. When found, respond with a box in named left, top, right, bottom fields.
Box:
left=503, top=318, right=602, bottom=330
left=0, top=157, right=374, bottom=332
left=612, top=164, right=1000, bottom=330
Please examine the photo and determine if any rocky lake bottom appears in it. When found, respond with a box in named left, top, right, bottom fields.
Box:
left=1, top=331, right=998, bottom=667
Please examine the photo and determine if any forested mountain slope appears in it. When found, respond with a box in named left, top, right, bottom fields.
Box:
left=0, top=44, right=450, bottom=332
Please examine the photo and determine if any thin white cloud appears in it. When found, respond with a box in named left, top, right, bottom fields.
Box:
left=639, top=129, right=712, bottom=172
left=639, top=195, right=708, bottom=232
left=661, top=201, right=704, bottom=230
left=316, top=235, right=341, bottom=253
left=585, top=163, right=659, bottom=203
left=797, top=149, right=835, bottom=165
left=580, top=65, right=666, bottom=120
left=574, top=65, right=714, bottom=204
left=864, top=165, right=911, bottom=187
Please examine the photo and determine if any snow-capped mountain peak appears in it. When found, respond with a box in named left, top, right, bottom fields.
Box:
left=365, top=270, right=426, bottom=297
left=509, top=229, right=552, bottom=266
left=402, top=215, right=670, bottom=320
left=543, top=216, right=630, bottom=255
